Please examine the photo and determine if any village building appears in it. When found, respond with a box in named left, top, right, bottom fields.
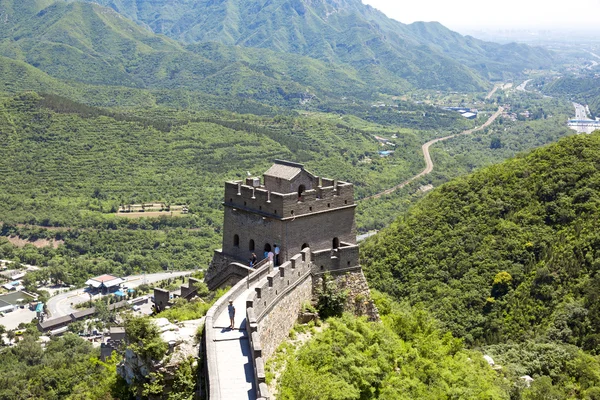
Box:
left=84, top=274, right=125, bottom=294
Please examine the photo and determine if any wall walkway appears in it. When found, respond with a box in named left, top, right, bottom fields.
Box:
left=204, top=245, right=364, bottom=400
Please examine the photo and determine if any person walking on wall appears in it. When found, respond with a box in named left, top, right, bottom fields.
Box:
left=250, top=253, right=257, bottom=268
left=274, top=244, right=280, bottom=266
left=228, top=299, right=235, bottom=329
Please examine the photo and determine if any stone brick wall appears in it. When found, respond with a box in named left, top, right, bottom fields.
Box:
left=218, top=176, right=356, bottom=268
left=204, top=261, right=275, bottom=400
left=247, top=249, right=313, bottom=360
left=205, top=250, right=253, bottom=291
left=219, top=204, right=356, bottom=267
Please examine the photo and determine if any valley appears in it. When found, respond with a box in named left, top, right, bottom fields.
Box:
left=0, top=0, right=598, bottom=399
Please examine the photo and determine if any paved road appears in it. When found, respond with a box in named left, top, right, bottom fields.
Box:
left=516, top=79, right=532, bottom=92
left=46, top=271, right=193, bottom=318
left=573, top=102, right=589, bottom=120
left=485, top=83, right=501, bottom=100
left=363, top=106, right=504, bottom=201
left=585, top=50, right=600, bottom=60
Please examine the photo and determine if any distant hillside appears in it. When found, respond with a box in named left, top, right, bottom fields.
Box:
left=0, top=91, right=427, bottom=226
left=542, top=75, right=600, bottom=118
left=361, top=133, right=600, bottom=353
left=67, top=0, right=555, bottom=88
left=0, top=1, right=409, bottom=105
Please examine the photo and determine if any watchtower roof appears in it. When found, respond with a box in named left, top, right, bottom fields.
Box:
left=264, top=164, right=301, bottom=180
left=264, top=160, right=313, bottom=181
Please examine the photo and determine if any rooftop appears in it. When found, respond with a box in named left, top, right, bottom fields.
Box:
left=263, top=163, right=302, bottom=180
left=91, top=274, right=119, bottom=283
left=85, top=274, right=124, bottom=288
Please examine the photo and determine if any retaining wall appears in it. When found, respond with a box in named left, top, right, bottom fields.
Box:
left=245, top=248, right=313, bottom=399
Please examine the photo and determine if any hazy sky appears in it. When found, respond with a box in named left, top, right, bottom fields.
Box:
left=361, top=0, right=600, bottom=31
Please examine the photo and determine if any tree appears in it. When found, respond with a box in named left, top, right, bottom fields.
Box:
left=6, top=330, right=15, bottom=344
left=490, top=137, right=502, bottom=149
left=491, top=271, right=512, bottom=298
left=13, top=335, right=43, bottom=366
left=68, top=320, right=84, bottom=334
left=316, top=273, right=347, bottom=319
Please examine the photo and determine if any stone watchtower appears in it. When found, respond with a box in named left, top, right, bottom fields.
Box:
left=205, top=160, right=357, bottom=290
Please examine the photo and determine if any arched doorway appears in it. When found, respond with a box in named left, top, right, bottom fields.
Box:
left=332, top=237, right=340, bottom=249
left=264, top=243, right=272, bottom=252
left=298, top=184, right=306, bottom=201
left=233, top=234, right=240, bottom=247
left=249, top=239, right=255, bottom=251
left=301, top=243, right=309, bottom=250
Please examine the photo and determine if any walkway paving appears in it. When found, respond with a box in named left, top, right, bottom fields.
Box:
left=211, top=284, right=258, bottom=400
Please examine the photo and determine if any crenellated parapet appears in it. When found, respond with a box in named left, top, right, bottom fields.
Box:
left=311, top=243, right=360, bottom=275
left=223, top=179, right=355, bottom=219
left=248, top=249, right=313, bottom=321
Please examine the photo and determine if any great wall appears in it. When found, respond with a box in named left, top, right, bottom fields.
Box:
left=201, top=160, right=378, bottom=399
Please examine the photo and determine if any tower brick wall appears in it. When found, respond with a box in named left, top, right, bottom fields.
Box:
left=206, top=160, right=357, bottom=290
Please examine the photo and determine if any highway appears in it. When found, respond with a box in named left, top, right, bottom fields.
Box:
left=573, top=102, right=589, bottom=120
left=363, top=106, right=504, bottom=201
left=46, top=271, right=193, bottom=318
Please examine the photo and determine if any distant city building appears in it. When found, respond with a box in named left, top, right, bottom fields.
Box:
left=442, top=106, right=478, bottom=119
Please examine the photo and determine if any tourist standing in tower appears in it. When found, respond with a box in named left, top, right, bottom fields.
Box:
left=274, top=244, right=280, bottom=266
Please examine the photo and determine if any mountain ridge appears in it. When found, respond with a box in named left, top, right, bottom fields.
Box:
left=64, top=0, right=555, bottom=85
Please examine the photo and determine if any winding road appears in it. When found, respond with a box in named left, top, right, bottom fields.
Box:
left=363, top=106, right=504, bottom=201
left=46, top=271, right=192, bottom=318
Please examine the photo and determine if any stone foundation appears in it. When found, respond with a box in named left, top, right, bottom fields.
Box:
left=313, top=270, right=380, bottom=322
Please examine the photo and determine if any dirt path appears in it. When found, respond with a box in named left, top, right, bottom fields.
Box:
left=363, top=106, right=504, bottom=201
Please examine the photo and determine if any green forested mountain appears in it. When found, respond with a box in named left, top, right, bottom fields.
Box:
left=0, top=1, right=404, bottom=105
left=0, top=90, right=428, bottom=227
left=361, top=133, right=600, bottom=353
left=63, top=0, right=555, bottom=87
left=542, top=75, right=600, bottom=118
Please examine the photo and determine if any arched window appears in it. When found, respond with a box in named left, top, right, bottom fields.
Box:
left=249, top=239, right=255, bottom=251
left=301, top=243, right=309, bottom=250
left=233, top=234, right=240, bottom=247
left=298, top=184, right=306, bottom=201
left=332, top=237, right=340, bottom=249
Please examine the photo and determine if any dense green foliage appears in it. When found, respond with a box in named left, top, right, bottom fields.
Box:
left=484, top=341, right=600, bottom=399
left=361, top=133, right=600, bottom=353
left=0, top=333, right=119, bottom=399
left=358, top=95, right=574, bottom=231
left=124, top=316, right=168, bottom=362
left=0, top=91, right=430, bottom=225
left=278, top=294, right=508, bottom=399
left=0, top=226, right=218, bottom=285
